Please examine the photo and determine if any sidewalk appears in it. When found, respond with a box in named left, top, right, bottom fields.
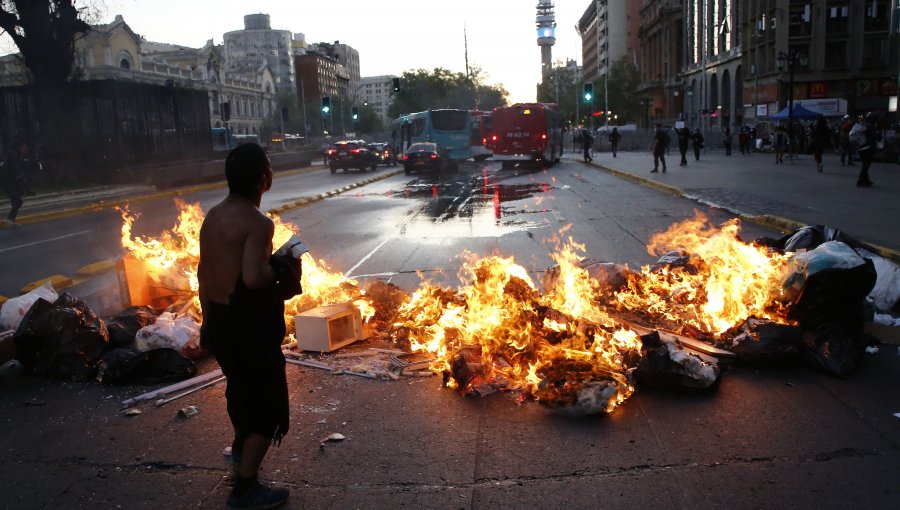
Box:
left=573, top=147, right=900, bottom=258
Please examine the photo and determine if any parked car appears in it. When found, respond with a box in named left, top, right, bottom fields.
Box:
left=326, top=140, right=378, bottom=173
left=367, top=142, right=397, bottom=166
left=403, top=142, right=446, bottom=174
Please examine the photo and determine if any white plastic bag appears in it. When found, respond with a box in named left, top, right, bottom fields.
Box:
left=134, top=312, right=200, bottom=353
left=0, top=281, right=58, bottom=330
left=857, top=248, right=900, bottom=313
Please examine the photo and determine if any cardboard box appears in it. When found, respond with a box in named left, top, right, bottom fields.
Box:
left=295, top=302, right=363, bottom=352
left=117, top=255, right=191, bottom=309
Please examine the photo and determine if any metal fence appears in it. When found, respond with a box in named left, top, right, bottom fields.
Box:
left=0, top=80, right=212, bottom=182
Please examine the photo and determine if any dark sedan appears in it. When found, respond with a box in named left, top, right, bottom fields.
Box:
left=326, top=140, right=378, bottom=173
left=403, top=142, right=445, bottom=174
left=368, top=143, right=398, bottom=166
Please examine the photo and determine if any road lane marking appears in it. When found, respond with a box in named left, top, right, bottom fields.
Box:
left=0, top=229, right=92, bottom=253
left=344, top=237, right=394, bottom=279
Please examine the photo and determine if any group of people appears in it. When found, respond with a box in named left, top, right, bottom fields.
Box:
left=1, top=141, right=39, bottom=225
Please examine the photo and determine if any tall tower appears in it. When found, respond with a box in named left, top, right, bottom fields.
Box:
left=536, top=0, right=556, bottom=76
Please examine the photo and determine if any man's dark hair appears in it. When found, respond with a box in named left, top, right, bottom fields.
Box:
left=225, top=143, right=270, bottom=197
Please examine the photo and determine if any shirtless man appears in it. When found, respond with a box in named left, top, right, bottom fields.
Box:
left=198, top=143, right=295, bottom=510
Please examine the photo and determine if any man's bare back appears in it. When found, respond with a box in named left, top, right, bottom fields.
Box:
left=199, top=195, right=276, bottom=309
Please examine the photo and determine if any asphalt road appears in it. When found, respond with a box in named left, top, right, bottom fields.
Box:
left=1, top=158, right=898, bottom=509
left=0, top=165, right=401, bottom=298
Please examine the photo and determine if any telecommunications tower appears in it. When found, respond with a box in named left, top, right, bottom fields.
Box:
left=536, top=0, right=556, bottom=76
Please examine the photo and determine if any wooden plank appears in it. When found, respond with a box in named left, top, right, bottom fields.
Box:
left=621, top=320, right=737, bottom=360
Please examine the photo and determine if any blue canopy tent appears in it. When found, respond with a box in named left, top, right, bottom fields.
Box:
left=768, top=104, right=823, bottom=120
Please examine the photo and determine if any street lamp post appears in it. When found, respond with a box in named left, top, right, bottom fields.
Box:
left=776, top=50, right=808, bottom=163
left=686, top=86, right=693, bottom=128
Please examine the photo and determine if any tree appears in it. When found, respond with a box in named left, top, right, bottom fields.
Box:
left=387, top=67, right=507, bottom=119
left=0, top=0, right=94, bottom=178
left=603, top=56, right=642, bottom=126
left=536, top=63, right=581, bottom=127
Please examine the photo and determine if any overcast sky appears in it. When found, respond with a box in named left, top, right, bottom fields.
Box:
left=2, top=0, right=586, bottom=104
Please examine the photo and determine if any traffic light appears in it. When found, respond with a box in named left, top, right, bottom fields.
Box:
left=392, top=77, right=401, bottom=92
left=281, top=107, right=289, bottom=122
left=583, top=83, right=593, bottom=103
left=351, top=106, right=359, bottom=121
left=321, top=96, right=331, bottom=115
left=221, top=102, right=231, bottom=121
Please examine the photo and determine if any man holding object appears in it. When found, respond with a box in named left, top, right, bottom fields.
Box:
left=198, top=143, right=301, bottom=510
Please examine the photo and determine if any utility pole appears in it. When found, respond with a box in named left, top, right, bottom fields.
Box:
left=300, top=75, right=308, bottom=139
left=604, top=58, right=609, bottom=128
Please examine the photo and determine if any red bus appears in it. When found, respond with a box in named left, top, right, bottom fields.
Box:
left=490, top=103, right=563, bottom=168
left=469, top=110, right=493, bottom=161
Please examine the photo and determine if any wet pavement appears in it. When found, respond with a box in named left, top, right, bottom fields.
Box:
left=1, top=154, right=899, bottom=509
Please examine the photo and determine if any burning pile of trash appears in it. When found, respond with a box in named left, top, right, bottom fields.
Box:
left=2, top=202, right=896, bottom=417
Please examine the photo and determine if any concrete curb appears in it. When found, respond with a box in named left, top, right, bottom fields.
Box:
left=266, top=168, right=404, bottom=216
left=0, top=165, right=321, bottom=229
left=585, top=160, right=900, bottom=264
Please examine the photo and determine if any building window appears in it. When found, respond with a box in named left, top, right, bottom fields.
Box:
left=825, top=5, right=850, bottom=34
left=862, top=38, right=885, bottom=67
left=788, top=6, right=812, bottom=37
left=117, top=50, right=134, bottom=69
left=864, top=2, right=889, bottom=31
left=823, top=40, right=847, bottom=69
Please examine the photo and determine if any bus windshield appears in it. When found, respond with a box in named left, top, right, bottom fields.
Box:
left=431, top=110, right=469, bottom=131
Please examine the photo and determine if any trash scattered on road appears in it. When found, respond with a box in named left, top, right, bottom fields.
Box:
left=23, top=398, right=46, bottom=406
left=123, top=407, right=142, bottom=417
left=865, top=346, right=879, bottom=354
left=324, top=432, right=345, bottom=442
left=178, top=405, right=200, bottom=418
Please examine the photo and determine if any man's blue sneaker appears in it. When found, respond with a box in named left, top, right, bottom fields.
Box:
left=226, top=483, right=288, bottom=510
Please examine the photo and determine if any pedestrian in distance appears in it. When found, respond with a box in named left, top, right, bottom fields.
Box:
left=2, top=141, right=35, bottom=226
left=676, top=127, right=690, bottom=166
left=691, top=128, right=704, bottom=161
left=738, top=126, right=751, bottom=155
left=198, top=143, right=302, bottom=510
left=854, top=113, right=879, bottom=187
left=723, top=127, right=733, bottom=155
left=839, top=115, right=856, bottom=166
left=608, top=127, right=621, bottom=158
left=650, top=123, right=668, bottom=173
left=582, top=129, right=594, bottom=162
left=811, top=117, right=831, bottom=173
left=772, top=125, right=788, bottom=164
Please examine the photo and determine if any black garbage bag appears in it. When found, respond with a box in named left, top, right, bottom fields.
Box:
left=13, top=293, right=109, bottom=381
left=96, top=347, right=197, bottom=384
left=728, top=318, right=803, bottom=365
left=788, top=260, right=877, bottom=377
left=106, top=306, right=160, bottom=349
left=634, top=332, right=720, bottom=391
left=756, top=225, right=867, bottom=253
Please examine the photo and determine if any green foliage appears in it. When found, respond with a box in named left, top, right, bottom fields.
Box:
left=536, top=64, right=580, bottom=125
left=387, top=67, right=508, bottom=118
left=605, top=56, right=642, bottom=125
left=540, top=57, right=643, bottom=128
left=0, top=0, right=92, bottom=87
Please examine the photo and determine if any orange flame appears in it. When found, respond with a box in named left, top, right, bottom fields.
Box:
left=615, top=211, right=791, bottom=334
left=395, top=245, right=642, bottom=413
left=120, top=201, right=374, bottom=321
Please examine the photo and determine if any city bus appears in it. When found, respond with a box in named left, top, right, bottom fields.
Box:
left=470, top=110, right=493, bottom=162
left=490, top=103, right=563, bottom=168
left=212, top=129, right=258, bottom=150
left=391, top=109, right=472, bottom=164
